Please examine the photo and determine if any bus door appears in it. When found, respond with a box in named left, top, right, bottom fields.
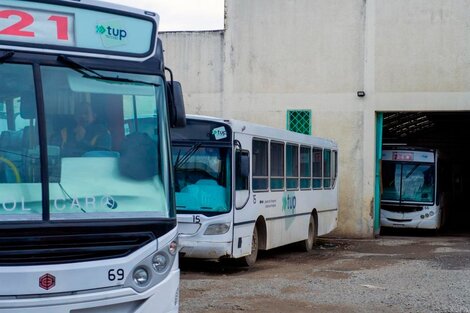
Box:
left=232, top=133, right=254, bottom=258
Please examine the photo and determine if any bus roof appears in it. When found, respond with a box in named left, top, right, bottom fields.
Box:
left=186, top=114, right=338, bottom=149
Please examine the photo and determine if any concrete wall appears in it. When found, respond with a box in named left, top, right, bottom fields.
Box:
left=160, top=0, right=470, bottom=237
left=159, top=31, right=225, bottom=116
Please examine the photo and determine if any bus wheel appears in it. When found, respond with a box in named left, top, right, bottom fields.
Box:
left=301, top=215, right=316, bottom=252
left=240, top=226, right=258, bottom=267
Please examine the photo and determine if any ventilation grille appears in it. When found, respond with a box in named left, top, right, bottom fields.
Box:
left=0, top=232, right=155, bottom=266
left=382, top=205, right=424, bottom=213
left=287, top=110, right=311, bottom=135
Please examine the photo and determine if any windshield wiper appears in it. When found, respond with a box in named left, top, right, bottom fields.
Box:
left=57, top=55, right=160, bottom=87
left=174, top=143, right=202, bottom=170
left=405, top=164, right=420, bottom=179
left=0, top=51, right=15, bottom=63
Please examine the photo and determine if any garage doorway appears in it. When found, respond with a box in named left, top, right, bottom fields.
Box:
left=377, top=112, right=470, bottom=235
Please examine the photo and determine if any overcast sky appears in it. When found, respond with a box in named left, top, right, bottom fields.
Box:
left=108, top=0, right=225, bottom=31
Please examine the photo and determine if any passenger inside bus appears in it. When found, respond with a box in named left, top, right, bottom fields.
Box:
left=53, top=102, right=112, bottom=157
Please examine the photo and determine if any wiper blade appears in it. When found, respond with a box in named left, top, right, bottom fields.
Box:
left=174, top=143, right=202, bottom=169
left=0, top=51, right=15, bottom=63
left=405, top=164, right=420, bottom=179
left=57, top=54, right=103, bottom=77
left=82, top=73, right=160, bottom=86
left=57, top=55, right=160, bottom=87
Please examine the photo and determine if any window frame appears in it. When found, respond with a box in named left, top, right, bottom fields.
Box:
left=300, top=145, right=311, bottom=190
left=252, top=138, right=269, bottom=192
left=312, top=147, right=323, bottom=190
left=270, top=140, right=285, bottom=191
left=323, top=149, right=332, bottom=189
left=331, top=150, right=338, bottom=188
left=286, top=143, right=299, bottom=190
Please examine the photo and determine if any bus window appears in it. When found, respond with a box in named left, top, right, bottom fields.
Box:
left=252, top=139, right=268, bottom=191
left=270, top=141, right=285, bottom=190
left=235, top=149, right=250, bottom=209
left=324, top=149, right=332, bottom=188
left=382, top=162, right=435, bottom=203
left=123, top=95, right=158, bottom=141
left=40, top=65, right=169, bottom=219
left=0, top=64, right=41, bottom=185
left=174, top=145, right=231, bottom=213
left=300, top=146, right=311, bottom=189
left=286, top=144, right=299, bottom=189
left=312, top=148, right=323, bottom=189
left=332, top=150, right=338, bottom=187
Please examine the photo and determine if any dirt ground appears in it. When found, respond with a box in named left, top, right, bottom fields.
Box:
left=179, top=232, right=470, bottom=313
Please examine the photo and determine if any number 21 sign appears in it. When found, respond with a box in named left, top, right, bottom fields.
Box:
left=0, top=6, right=75, bottom=47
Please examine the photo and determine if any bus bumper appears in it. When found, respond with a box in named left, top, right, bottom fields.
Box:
left=179, top=235, right=232, bottom=259
left=0, top=269, right=180, bottom=313
left=381, top=210, right=441, bottom=229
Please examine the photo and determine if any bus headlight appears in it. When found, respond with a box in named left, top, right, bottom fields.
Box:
left=429, top=211, right=434, bottom=217
left=133, top=267, right=149, bottom=286
left=204, top=223, right=230, bottom=235
left=152, top=253, right=169, bottom=273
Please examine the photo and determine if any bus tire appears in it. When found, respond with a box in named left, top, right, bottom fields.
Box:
left=301, top=215, right=316, bottom=252
left=239, top=226, right=258, bottom=267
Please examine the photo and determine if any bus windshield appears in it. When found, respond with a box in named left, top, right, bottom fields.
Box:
left=173, top=145, right=231, bottom=214
left=0, top=63, right=171, bottom=221
left=382, top=162, right=435, bottom=203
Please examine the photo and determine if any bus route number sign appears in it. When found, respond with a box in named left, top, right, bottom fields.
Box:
left=0, top=6, right=75, bottom=46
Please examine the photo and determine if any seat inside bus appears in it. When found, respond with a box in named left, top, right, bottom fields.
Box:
left=0, top=94, right=41, bottom=183
left=176, top=179, right=227, bottom=211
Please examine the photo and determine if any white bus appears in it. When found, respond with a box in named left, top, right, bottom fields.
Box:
left=0, top=1, right=186, bottom=312
left=171, top=115, right=338, bottom=266
left=381, top=147, right=447, bottom=230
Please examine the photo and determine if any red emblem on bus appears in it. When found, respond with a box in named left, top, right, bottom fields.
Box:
left=39, top=273, right=56, bottom=290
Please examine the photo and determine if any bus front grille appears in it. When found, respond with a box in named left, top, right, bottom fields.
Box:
left=0, top=232, right=155, bottom=266
left=381, top=205, right=424, bottom=213
left=387, top=218, right=413, bottom=223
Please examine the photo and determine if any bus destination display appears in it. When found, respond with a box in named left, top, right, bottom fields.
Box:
left=0, top=0, right=155, bottom=57
left=0, top=6, right=75, bottom=46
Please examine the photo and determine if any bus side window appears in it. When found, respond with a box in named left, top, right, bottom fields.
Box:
left=270, top=141, right=285, bottom=191
left=331, top=150, right=338, bottom=187
left=323, top=149, right=332, bottom=188
left=286, top=144, right=299, bottom=190
left=252, top=139, right=268, bottom=191
left=312, top=148, right=323, bottom=189
left=300, top=146, right=311, bottom=189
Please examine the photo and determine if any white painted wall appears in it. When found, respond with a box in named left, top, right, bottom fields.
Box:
left=159, top=31, right=225, bottom=116
left=161, top=0, right=470, bottom=237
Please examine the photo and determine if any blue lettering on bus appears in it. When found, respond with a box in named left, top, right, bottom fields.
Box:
left=282, top=192, right=296, bottom=213
left=97, top=24, right=128, bottom=41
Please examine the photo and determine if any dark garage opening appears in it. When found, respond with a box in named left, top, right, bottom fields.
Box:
left=382, top=112, right=470, bottom=234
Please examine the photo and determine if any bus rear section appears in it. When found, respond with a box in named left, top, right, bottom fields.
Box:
left=0, top=0, right=185, bottom=312
left=380, top=147, right=445, bottom=229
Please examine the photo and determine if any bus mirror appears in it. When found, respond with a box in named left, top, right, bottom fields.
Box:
left=240, top=154, right=249, bottom=178
left=168, top=81, right=186, bottom=128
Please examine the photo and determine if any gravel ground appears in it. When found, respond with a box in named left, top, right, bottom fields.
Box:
left=179, top=234, right=470, bottom=313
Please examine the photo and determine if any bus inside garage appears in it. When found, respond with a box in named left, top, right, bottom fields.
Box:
left=381, top=112, right=470, bottom=234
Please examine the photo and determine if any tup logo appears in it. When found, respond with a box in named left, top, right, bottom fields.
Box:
left=96, top=21, right=128, bottom=48
left=282, top=192, right=296, bottom=213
